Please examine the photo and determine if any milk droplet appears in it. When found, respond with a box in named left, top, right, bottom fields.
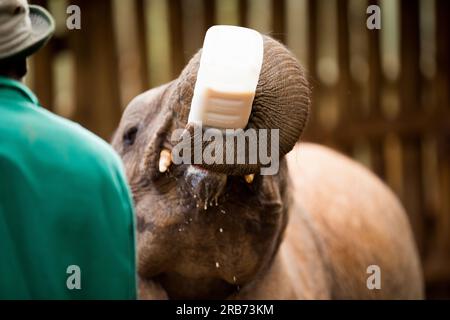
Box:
left=215, top=262, right=220, bottom=268
left=233, top=276, right=237, bottom=283
left=219, top=228, right=223, bottom=233
left=220, top=209, right=226, bottom=214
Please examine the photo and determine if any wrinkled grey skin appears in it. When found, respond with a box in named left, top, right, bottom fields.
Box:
left=112, top=36, right=424, bottom=299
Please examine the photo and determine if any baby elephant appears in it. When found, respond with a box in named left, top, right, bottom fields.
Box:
left=112, top=35, right=424, bottom=299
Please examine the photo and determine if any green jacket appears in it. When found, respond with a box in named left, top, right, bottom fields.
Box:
left=0, top=76, right=136, bottom=299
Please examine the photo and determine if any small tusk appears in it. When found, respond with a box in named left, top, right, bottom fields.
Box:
left=158, top=149, right=172, bottom=173
left=244, top=174, right=254, bottom=184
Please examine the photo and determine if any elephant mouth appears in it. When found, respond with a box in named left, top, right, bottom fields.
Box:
left=183, top=165, right=227, bottom=209
left=157, top=147, right=259, bottom=210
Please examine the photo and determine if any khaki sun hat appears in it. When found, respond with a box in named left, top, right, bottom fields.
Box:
left=0, top=0, right=54, bottom=60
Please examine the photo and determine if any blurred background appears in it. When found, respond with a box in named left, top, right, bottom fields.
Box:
left=27, top=0, right=449, bottom=298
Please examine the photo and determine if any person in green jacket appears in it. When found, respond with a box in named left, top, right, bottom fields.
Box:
left=0, top=0, right=136, bottom=299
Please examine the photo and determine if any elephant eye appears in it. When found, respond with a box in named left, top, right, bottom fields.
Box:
left=123, top=126, right=138, bottom=146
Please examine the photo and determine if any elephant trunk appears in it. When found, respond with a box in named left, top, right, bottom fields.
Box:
left=170, top=35, right=311, bottom=176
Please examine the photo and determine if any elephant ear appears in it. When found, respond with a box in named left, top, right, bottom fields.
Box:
left=169, top=35, right=311, bottom=176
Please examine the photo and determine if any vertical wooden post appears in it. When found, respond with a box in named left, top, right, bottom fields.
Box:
left=135, top=0, right=150, bottom=91
left=435, top=0, right=450, bottom=266
left=336, top=0, right=351, bottom=123
left=32, top=45, right=53, bottom=110
left=367, top=0, right=385, bottom=178
left=436, top=0, right=449, bottom=113
left=30, top=0, right=53, bottom=110
left=168, top=0, right=185, bottom=79
left=305, top=0, right=318, bottom=135
left=238, top=0, right=248, bottom=27
left=271, top=0, right=286, bottom=43
left=70, top=0, right=122, bottom=140
left=203, top=0, right=216, bottom=32
left=368, top=0, right=382, bottom=118
left=400, top=0, right=421, bottom=113
left=399, top=0, right=424, bottom=254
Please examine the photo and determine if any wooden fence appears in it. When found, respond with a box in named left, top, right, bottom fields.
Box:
left=28, top=0, right=450, bottom=298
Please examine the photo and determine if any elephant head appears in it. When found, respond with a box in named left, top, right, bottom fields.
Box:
left=112, top=35, right=311, bottom=299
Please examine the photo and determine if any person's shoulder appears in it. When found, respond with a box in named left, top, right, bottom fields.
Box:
left=35, top=106, right=124, bottom=173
